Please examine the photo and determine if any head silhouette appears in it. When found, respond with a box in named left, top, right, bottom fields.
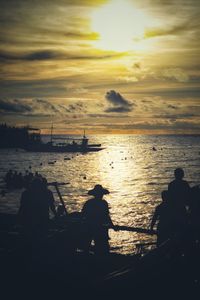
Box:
left=174, top=168, right=184, bottom=180
left=30, top=178, right=44, bottom=191
left=88, top=184, right=109, bottom=199
left=161, top=190, right=169, bottom=202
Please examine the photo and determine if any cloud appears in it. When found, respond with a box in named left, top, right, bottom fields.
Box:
left=133, top=62, right=141, bottom=69
left=0, top=98, right=89, bottom=117
left=162, top=68, right=189, bottom=83
left=168, top=105, right=178, bottom=110
left=0, top=99, right=32, bottom=113
left=65, top=102, right=87, bottom=113
left=105, top=90, right=135, bottom=113
left=105, top=106, right=133, bottom=113
left=34, top=99, right=60, bottom=113
left=117, top=76, right=138, bottom=83
left=0, top=49, right=122, bottom=62
left=0, top=50, right=58, bottom=62
left=0, top=98, right=61, bottom=116
left=144, top=19, right=199, bottom=39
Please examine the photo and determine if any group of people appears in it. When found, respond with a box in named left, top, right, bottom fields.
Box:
left=150, top=168, right=200, bottom=247
left=18, top=177, right=115, bottom=255
left=17, top=167, right=200, bottom=255
left=4, top=169, right=44, bottom=190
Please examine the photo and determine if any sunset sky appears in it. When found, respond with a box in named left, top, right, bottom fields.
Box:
left=0, top=0, right=200, bottom=134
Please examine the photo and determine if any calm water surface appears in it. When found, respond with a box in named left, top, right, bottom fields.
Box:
left=0, top=134, right=200, bottom=254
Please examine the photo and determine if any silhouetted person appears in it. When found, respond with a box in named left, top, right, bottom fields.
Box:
left=18, top=178, right=57, bottom=244
left=16, top=172, right=23, bottom=188
left=5, top=169, right=13, bottom=188
left=168, top=168, right=189, bottom=233
left=168, top=168, right=190, bottom=207
left=150, top=191, right=175, bottom=246
left=13, top=171, right=18, bottom=188
left=82, top=184, right=115, bottom=255
left=188, top=186, right=200, bottom=241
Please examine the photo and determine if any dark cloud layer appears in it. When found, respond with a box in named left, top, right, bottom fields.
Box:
left=0, top=49, right=122, bottom=62
left=0, top=98, right=87, bottom=116
left=0, top=99, right=32, bottom=113
left=105, top=90, right=134, bottom=113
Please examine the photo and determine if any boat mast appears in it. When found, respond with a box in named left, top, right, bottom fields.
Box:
left=82, top=129, right=88, bottom=147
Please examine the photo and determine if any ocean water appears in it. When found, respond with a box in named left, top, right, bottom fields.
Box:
left=0, top=134, right=200, bottom=254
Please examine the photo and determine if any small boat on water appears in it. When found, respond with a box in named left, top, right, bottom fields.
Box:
left=24, top=128, right=104, bottom=153
left=0, top=123, right=104, bottom=153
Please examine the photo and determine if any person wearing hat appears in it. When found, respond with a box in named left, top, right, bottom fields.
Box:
left=82, top=184, right=116, bottom=255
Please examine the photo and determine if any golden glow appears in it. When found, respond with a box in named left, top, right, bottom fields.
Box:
left=91, top=0, right=152, bottom=52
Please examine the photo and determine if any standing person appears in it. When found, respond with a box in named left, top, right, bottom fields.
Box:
left=168, top=168, right=190, bottom=207
left=18, top=177, right=57, bottom=243
left=168, top=168, right=190, bottom=236
left=82, top=184, right=115, bottom=255
left=4, top=169, right=13, bottom=189
left=150, top=191, right=175, bottom=246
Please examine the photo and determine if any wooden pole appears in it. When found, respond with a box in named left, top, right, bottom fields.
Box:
left=48, top=182, right=69, bottom=215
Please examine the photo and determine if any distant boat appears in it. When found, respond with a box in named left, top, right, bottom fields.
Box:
left=0, top=123, right=104, bottom=153
left=24, top=129, right=104, bottom=153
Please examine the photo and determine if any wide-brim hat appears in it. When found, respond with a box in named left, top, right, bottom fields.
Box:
left=88, top=184, right=110, bottom=196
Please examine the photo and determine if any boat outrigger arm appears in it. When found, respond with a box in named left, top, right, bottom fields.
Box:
left=48, top=181, right=157, bottom=235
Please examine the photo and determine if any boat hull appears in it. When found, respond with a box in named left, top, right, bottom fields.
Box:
left=24, top=145, right=104, bottom=153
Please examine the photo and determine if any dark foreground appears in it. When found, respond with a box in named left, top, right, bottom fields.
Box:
left=1, top=213, right=200, bottom=299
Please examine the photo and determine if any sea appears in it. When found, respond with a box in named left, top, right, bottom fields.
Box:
left=0, top=134, right=200, bottom=254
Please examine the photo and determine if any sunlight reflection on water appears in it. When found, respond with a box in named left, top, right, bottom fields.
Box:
left=0, top=134, right=200, bottom=254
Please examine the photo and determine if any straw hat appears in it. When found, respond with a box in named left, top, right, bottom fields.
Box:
left=88, top=184, right=110, bottom=196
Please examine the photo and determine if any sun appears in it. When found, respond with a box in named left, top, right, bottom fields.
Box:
left=91, top=0, right=150, bottom=52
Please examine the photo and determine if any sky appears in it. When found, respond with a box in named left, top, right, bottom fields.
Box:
left=0, top=0, right=200, bottom=134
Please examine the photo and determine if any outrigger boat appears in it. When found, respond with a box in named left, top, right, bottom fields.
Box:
left=0, top=123, right=104, bottom=152
left=24, top=127, right=104, bottom=153
left=0, top=210, right=198, bottom=298
left=1, top=183, right=199, bottom=298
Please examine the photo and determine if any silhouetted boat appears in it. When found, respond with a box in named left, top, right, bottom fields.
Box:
left=0, top=123, right=104, bottom=152
left=24, top=127, right=104, bottom=153
left=24, top=139, right=103, bottom=153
